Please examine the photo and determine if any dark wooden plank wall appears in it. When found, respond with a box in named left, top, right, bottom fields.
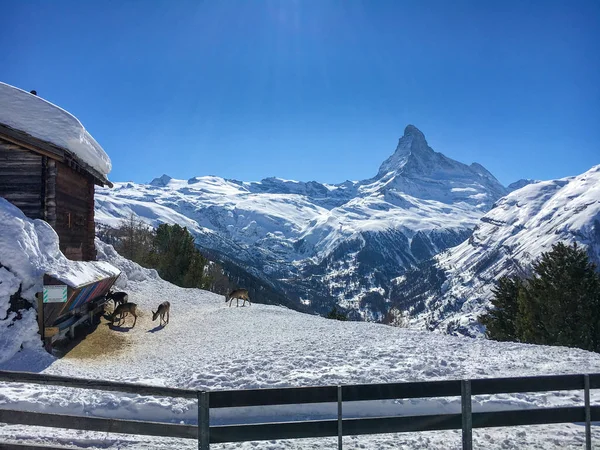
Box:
left=0, top=138, right=44, bottom=219
left=55, top=163, right=96, bottom=261
left=0, top=137, right=97, bottom=261
left=45, top=159, right=57, bottom=228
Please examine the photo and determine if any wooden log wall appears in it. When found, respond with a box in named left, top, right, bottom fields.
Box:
left=55, top=162, right=96, bottom=261
left=0, top=138, right=44, bottom=219
left=45, top=158, right=57, bottom=228
left=0, top=136, right=97, bottom=261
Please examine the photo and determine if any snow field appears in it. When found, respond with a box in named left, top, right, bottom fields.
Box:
left=1, top=241, right=600, bottom=448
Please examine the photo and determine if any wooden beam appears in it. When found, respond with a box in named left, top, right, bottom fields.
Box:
left=0, top=409, right=198, bottom=439
left=0, top=370, right=198, bottom=399
left=0, top=128, right=64, bottom=161
left=0, top=125, right=112, bottom=187
left=0, top=443, right=85, bottom=450
left=342, top=379, right=461, bottom=403
left=471, top=374, right=585, bottom=395
left=0, top=409, right=197, bottom=439
left=590, top=373, right=600, bottom=389
left=210, top=385, right=338, bottom=408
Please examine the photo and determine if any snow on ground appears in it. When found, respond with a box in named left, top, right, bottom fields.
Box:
left=0, top=81, right=111, bottom=176
left=0, top=239, right=599, bottom=449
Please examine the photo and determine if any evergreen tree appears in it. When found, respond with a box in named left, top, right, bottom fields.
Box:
left=479, top=275, right=522, bottom=341
left=326, top=306, right=348, bottom=321
left=99, top=220, right=230, bottom=294
left=524, top=242, right=600, bottom=350
left=183, top=252, right=209, bottom=289
left=479, top=242, right=600, bottom=352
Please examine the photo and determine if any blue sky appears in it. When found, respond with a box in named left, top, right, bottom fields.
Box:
left=1, top=0, right=598, bottom=186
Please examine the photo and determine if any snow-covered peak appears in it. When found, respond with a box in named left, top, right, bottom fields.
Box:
left=150, top=174, right=173, bottom=187
left=372, top=125, right=506, bottom=209
left=403, top=124, right=426, bottom=140
left=377, top=125, right=433, bottom=176
left=0, top=82, right=111, bottom=176
left=507, top=178, right=540, bottom=192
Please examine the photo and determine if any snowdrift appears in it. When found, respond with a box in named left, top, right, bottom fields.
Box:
left=0, top=198, right=118, bottom=363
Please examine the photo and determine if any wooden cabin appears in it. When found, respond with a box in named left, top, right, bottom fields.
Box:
left=0, top=85, right=121, bottom=351
left=0, top=122, right=112, bottom=261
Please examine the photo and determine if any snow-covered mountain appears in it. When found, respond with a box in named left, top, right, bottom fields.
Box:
left=507, top=178, right=539, bottom=192
left=391, top=165, right=600, bottom=335
left=96, top=125, right=507, bottom=317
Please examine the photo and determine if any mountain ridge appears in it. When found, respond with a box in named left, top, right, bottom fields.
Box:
left=390, top=164, right=600, bottom=335
left=96, top=125, right=508, bottom=317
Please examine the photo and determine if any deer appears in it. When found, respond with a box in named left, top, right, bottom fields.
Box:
left=152, top=301, right=171, bottom=326
left=225, top=288, right=251, bottom=307
left=111, top=302, right=138, bottom=328
left=106, top=290, right=128, bottom=308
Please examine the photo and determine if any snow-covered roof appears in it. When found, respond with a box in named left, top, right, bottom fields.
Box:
left=0, top=82, right=112, bottom=177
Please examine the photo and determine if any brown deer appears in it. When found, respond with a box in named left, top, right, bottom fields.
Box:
left=152, top=301, right=170, bottom=326
left=106, top=291, right=128, bottom=308
left=225, top=289, right=251, bottom=307
left=111, top=302, right=138, bottom=328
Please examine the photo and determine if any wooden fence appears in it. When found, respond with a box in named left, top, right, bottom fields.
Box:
left=0, top=370, right=598, bottom=450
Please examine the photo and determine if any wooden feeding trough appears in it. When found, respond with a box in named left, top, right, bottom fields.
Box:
left=37, top=263, right=121, bottom=350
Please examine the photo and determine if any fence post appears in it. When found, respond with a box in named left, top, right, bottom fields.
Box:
left=461, top=380, right=472, bottom=450
left=584, top=374, right=591, bottom=450
left=197, top=390, right=210, bottom=450
left=337, top=385, right=343, bottom=450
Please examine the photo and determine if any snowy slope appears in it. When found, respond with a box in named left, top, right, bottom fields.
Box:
left=95, top=125, right=506, bottom=316
left=0, top=81, right=111, bottom=176
left=0, top=198, right=120, bottom=364
left=0, top=239, right=600, bottom=449
left=392, top=165, right=600, bottom=335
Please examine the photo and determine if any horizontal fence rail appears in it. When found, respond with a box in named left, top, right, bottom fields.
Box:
left=0, top=370, right=598, bottom=450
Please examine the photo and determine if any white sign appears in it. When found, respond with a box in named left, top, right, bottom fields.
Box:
left=43, top=285, right=68, bottom=303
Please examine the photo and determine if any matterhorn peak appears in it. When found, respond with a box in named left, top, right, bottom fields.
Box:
left=377, top=124, right=433, bottom=176
left=403, top=124, right=426, bottom=140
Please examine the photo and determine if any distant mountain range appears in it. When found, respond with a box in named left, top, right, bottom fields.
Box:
left=96, top=125, right=512, bottom=318
left=389, top=165, right=600, bottom=336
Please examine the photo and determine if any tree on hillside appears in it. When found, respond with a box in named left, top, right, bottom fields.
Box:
left=101, top=219, right=228, bottom=293
left=479, top=242, right=600, bottom=352
left=152, top=224, right=210, bottom=288
left=183, top=252, right=210, bottom=289
left=204, top=261, right=230, bottom=295
left=326, top=306, right=348, bottom=321
left=479, top=275, right=522, bottom=341
left=522, top=242, right=600, bottom=350
left=110, top=214, right=155, bottom=265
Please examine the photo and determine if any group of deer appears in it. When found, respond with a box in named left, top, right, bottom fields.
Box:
left=106, top=291, right=170, bottom=329
left=105, top=288, right=250, bottom=329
